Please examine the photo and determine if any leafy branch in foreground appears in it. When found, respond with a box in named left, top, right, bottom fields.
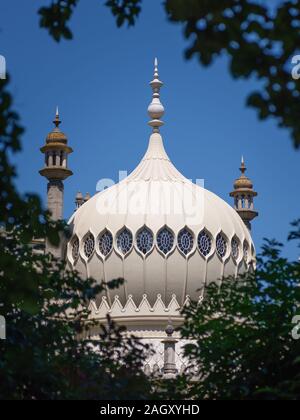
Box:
left=168, top=220, right=300, bottom=400
left=38, top=0, right=142, bottom=41
left=39, top=0, right=79, bottom=41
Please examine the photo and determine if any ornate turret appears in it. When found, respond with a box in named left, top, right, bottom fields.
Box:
left=75, top=191, right=84, bottom=210
left=230, top=157, right=258, bottom=231
left=75, top=191, right=90, bottom=211
left=40, top=108, right=73, bottom=256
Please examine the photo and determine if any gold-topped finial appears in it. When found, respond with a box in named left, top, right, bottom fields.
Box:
left=46, top=107, right=67, bottom=144
left=53, top=106, right=61, bottom=129
left=240, top=155, right=246, bottom=174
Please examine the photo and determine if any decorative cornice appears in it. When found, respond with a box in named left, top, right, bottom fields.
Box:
left=40, top=143, right=73, bottom=153
left=39, top=167, right=73, bottom=181
left=88, top=294, right=194, bottom=324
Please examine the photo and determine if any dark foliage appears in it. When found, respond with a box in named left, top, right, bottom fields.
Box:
left=38, top=0, right=142, bottom=41
left=165, top=222, right=300, bottom=400
left=0, top=76, right=153, bottom=400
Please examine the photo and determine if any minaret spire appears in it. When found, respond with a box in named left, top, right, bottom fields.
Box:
left=230, top=157, right=258, bottom=231
left=148, top=58, right=165, bottom=133
left=53, top=106, right=61, bottom=129
left=240, top=155, right=246, bottom=174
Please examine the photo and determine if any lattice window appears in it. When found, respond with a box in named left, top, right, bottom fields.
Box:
left=98, top=230, right=113, bottom=257
left=137, top=227, right=153, bottom=255
left=198, top=230, right=212, bottom=257
left=231, top=238, right=239, bottom=260
left=83, top=234, right=95, bottom=258
left=178, top=229, right=194, bottom=255
left=243, top=241, right=249, bottom=261
left=216, top=233, right=227, bottom=259
left=117, top=228, right=133, bottom=255
left=157, top=227, right=174, bottom=255
left=72, top=237, right=79, bottom=261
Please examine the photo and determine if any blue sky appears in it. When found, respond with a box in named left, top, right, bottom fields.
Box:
left=1, top=0, right=299, bottom=259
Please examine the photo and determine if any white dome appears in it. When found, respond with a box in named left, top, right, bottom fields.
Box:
left=65, top=60, right=256, bottom=374
left=67, top=131, right=255, bottom=309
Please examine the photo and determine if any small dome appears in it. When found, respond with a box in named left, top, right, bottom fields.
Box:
left=46, top=129, right=68, bottom=144
left=46, top=107, right=67, bottom=144
left=234, top=175, right=253, bottom=189
left=232, top=157, right=255, bottom=190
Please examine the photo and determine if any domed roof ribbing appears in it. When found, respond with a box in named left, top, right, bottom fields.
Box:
left=67, top=60, right=255, bottom=310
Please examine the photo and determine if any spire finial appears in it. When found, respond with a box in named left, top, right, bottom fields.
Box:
left=53, top=106, right=61, bottom=129
left=148, top=58, right=164, bottom=133
left=240, top=155, right=246, bottom=174
left=154, top=57, right=159, bottom=77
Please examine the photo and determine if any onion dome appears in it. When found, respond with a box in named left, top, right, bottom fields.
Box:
left=46, top=107, right=68, bottom=144
left=233, top=157, right=253, bottom=189
left=67, top=60, right=255, bottom=329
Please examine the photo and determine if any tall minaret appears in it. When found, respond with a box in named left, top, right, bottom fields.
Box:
left=39, top=108, right=73, bottom=256
left=230, top=157, right=258, bottom=231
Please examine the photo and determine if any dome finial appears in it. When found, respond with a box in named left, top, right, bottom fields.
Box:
left=240, top=155, right=246, bottom=174
left=148, top=58, right=164, bottom=133
left=154, top=57, right=159, bottom=77
left=53, top=106, right=61, bottom=129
